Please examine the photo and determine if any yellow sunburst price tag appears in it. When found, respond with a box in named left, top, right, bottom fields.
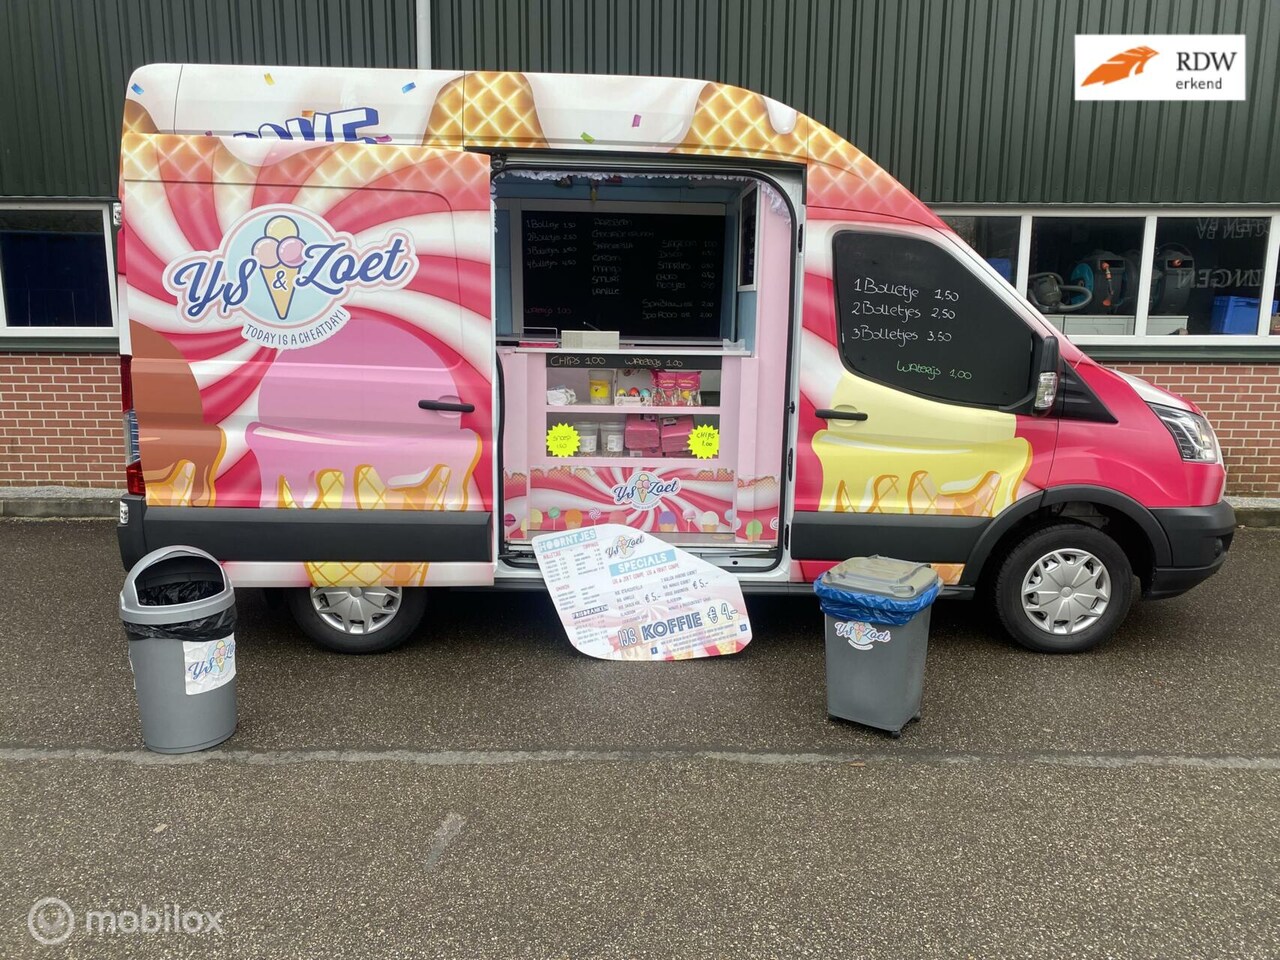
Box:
left=546, top=422, right=581, bottom=458
left=688, top=424, right=720, bottom=459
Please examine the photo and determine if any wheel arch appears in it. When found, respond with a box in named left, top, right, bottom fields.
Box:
left=962, top=486, right=1172, bottom=592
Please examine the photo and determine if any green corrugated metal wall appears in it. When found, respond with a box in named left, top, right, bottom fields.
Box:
left=0, top=0, right=416, bottom=199
left=3, top=0, right=1278, bottom=204
left=432, top=0, right=1279, bottom=205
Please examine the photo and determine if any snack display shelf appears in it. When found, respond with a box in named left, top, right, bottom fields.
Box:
left=514, top=346, right=751, bottom=358
left=538, top=457, right=720, bottom=469
left=545, top=404, right=722, bottom=415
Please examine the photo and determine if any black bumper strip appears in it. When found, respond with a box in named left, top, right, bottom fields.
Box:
left=118, top=496, right=492, bottom=568
left=791, top=510, right=988, bottom=564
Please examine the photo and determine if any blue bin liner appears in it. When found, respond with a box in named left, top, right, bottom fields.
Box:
left=814, top=569, right=940, bottom=626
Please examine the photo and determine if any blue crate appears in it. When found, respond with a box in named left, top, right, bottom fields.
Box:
left=1210, top=296, right=1279, bottom=335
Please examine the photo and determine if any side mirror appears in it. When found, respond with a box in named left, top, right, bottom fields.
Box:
left=1033, top=336, right=1061, bottom=412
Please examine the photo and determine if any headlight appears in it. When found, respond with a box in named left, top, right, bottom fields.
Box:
left=1149, top=403, right=1221, bottom=463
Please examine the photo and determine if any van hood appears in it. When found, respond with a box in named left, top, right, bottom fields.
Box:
left=1114, top=370, right=1196, bottom=413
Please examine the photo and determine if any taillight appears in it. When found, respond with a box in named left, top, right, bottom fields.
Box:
left=126, top=460, right=146, bottom=497
left=121, top=354, right=144, bottom=496
left=120, top=355, right=133, bottom=411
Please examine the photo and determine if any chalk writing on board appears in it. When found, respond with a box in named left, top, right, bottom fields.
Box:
left=522, top=210, right=724, bottom=338
left=832, top=230, right=1036, bottom=407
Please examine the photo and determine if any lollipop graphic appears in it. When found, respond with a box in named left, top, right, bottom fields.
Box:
left=254, top=215, right=307, bottom=319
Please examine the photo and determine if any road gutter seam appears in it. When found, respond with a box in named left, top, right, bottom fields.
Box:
left=1, top=746, right=1278, bottom=770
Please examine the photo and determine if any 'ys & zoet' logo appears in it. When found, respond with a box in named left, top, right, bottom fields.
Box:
left=164, top=205, right=417, bottom=349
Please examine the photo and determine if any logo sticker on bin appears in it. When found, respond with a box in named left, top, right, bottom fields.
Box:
left=834, top=621, right=891, bottom=651
left=183, top=634, right=237, bottom=695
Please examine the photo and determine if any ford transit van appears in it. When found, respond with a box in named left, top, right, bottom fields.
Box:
left=116, top=65, right=1234, bottom=655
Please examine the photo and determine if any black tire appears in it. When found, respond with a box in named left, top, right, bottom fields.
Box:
left=992, top=523, right=1134, bottom=653
left=285, top=586, right=427, bottom=654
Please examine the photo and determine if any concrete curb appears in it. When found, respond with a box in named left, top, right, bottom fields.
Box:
left=1, top=492, right=1278, bottom=526
left=0, top=497, right=119, bottom=519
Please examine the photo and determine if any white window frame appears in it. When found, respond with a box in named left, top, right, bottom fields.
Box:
left=934, top=205, right=1280, bottom=346
left=0, top=200, right=119, bottom=340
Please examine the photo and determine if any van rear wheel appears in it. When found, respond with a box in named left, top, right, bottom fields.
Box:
left=286, top=586, right=426, bottom=654
left=993, top=524, right=1133, bottom=653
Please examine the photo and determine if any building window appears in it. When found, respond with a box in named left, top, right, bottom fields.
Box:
left=0, top=207, right=114, bottom=334
left=1025, top=217, right=1145, bottom=336
left=942, top=216, right=1020, bottom=284
left=934, top=207, right=1280, bottom=345
left=1146, top=217, right=1271, bottom=336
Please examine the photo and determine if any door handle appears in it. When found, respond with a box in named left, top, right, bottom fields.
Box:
left=815, top=408, right=869, bottom=422
left=419, top=398, right=476, bottom=414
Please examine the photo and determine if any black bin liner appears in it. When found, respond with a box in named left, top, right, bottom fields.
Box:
left=123, top=577, right=236, bottom=641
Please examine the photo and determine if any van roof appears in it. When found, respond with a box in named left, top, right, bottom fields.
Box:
left=123, top=64, right=944, bottom=227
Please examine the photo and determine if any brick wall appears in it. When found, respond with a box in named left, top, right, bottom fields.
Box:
left=0, top=352, right=122, bottom=489
left=0, top=352, right=1275, bottom=497
left=1112, top=363, right=1280, bottom=497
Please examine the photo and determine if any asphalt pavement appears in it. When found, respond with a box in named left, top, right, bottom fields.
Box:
left=1, top=519, right=1277, bottom=959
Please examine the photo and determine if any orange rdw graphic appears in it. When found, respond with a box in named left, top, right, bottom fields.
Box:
left=1082, top=45, right=1159, bottom=86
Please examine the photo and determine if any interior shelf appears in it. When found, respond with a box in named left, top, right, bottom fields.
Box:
left=545, top=404, right=721, bottom=415
left=538, top=457, right=721, bottom=469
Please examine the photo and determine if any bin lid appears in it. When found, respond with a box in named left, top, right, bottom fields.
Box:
left=120, top=545, right=235, bottom=626
left=822, top=555, right=940, bottom=599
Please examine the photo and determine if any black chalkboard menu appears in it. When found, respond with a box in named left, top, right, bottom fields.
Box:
left=522, top=210, right=725, bottom=339
left=832, top=231, right=1036, bottom=407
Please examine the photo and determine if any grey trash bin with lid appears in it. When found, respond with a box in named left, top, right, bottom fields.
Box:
left=814, top=556, right=941, bottom=736
left=120, top=546, right=237, bottom=753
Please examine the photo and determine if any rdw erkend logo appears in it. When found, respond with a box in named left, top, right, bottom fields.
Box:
left=1075, top=35, right=1245, bottom=101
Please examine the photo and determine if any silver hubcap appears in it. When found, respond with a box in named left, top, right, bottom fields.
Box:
left=1020, top=549, right=1111, bottom=636
left=310, top=586, right=402, bottom=635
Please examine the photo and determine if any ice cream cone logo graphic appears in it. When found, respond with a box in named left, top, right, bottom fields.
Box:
left=610, top=471, right=680, bottom=508
left=164, top=203, right=418, bottom=350
left=253, top=215, right=306, bottom=319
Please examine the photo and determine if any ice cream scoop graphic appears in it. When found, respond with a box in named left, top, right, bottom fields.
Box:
left=253, top=215, right=308, bottom=319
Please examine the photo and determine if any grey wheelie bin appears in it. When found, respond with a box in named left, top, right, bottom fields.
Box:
left=119, top=546, right=238, bottom=753
left=814, top=556, right=941, bottom=737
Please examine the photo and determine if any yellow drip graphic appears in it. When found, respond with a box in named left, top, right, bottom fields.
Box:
left=813, top=374, right=1032, bottom=519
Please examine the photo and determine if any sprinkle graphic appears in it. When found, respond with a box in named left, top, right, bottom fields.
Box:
left=302, top=109, right=314, bottom=118
left=130, top=83, right=144, bottom=95
left=402, top=81, right=417, bottom=93
left=375, top=134, right=394, bottom=143
left=632, top=114, right=642, bottom=127
left=580, top=131, right=596, bottom=143
left=264, top=73, right=275, bottom=85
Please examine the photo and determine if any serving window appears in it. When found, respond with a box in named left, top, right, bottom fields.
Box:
left=494, top=171, right=766, bottom=348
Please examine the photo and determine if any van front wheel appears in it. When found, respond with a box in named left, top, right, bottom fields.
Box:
left=993, top=524, right=1133, bottom=653
left=286, top=586, right=426, bottom=654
